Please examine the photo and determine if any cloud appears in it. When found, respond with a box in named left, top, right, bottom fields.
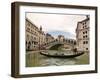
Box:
left=26, top=13, right=87, bottom=36
left=47, top=30, right=76, bottom=39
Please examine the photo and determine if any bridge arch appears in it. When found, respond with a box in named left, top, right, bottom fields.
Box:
left=46, top=41, right=75, bottom=50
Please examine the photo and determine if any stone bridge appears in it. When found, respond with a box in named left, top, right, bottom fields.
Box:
left=43, top=39, right=76, bottom=50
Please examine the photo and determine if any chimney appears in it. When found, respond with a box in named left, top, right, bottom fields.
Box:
left=86, top=15, right=89, bottom=19
left=40, top=25, right=42, bottom=31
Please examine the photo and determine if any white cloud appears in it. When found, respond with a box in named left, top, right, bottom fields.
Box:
left=26, top=13, right=87, bottom=35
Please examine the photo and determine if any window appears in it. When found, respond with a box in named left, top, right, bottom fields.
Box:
left=83, top=31, right=87, bottom=34
left=31, top=30, right=33, bottom=32
left=27, top=23, right=30, bottom=26
left=83, top=41, right=88, bottom=44
left=26, top=41, right=27, bottom=45
left=27, top=27, right=30, bottom=32
left=83, top=22, right=86, bottom=25
left=85, top=35, right=87, bottom=38
left=83, top=41, right=85, bottom=44
left=83, top=35, right=88, bottom=38
left=31, top=36, right=33, bottom=40
left=86, top=48, right=88, bottom=50
left=27, top=34, right=29, bottom=40
left=34, top=37, right=36, bottom=40
left=86, top=41, right=88, bottom=44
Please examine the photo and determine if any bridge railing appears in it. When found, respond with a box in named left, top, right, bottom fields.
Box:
left=45, top=40, right=76, bottom=46
left=43, top=40, right=76, bottom=49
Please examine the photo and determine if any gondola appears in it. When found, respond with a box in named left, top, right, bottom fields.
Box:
left=40, top=51, right=84, bottom=58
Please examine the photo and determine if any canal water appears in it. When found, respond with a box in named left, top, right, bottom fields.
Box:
left=26, top=50, right=89, bottom=67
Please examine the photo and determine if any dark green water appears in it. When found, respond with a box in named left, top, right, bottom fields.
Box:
left=26, top=50, right=89, bottom=67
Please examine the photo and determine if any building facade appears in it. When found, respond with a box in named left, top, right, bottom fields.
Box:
left=26, top=18, right=79, bottom=51
left=46, top=33, right=55, bottom=44
left=38, top=26, right=46, bottom=46
left=76, top=16, right=90, bottom=51
left=26, top=18, right=46, bottom=51
left=57, top=35, right=65, bottom=42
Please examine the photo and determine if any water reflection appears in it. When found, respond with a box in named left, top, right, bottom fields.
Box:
left=39, top=57, right=77, bottom=66
left=26, top=50, right=89, bottom=67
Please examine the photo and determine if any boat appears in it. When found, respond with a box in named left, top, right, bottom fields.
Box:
left=40, top=51, right=84, bottom=58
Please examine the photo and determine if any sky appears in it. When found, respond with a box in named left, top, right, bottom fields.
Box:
left=26, top=13, right=87, bottom=39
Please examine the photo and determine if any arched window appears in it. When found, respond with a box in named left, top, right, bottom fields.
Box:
left=28, top=41, right=31, bottom=47
left=26, top=41, right=27, bottom=45
left=68, top=40, right=70, bottom=43
left=74, top=41, right=76, bottom=45
left=27, top=34, right=29, bottom=40
left=71, top=40, right=73, bottom=44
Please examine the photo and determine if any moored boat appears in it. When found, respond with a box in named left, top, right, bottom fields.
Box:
left=40, top=51, right=84, bottom=58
